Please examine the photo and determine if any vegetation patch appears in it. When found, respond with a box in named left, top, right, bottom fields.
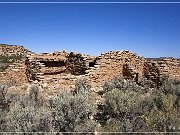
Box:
left=0, top=76, right=180, bottom=133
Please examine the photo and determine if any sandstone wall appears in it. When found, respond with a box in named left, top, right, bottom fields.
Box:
left=0, top=44, right=27, bottom=56
left=0, top=61, right=28, bottom=85
left=26, top=51, right=70, bottom=81
left=145, top=58, right=180, bottom=81
left=1, top=44, right=178, bottom=90
left=86, top=51, right=145, bottom=87
left=0, top=44, right=28, bottom=85
left=25, top=51, right=97, bottom=92
left=25, top=49, right=180, bottom=90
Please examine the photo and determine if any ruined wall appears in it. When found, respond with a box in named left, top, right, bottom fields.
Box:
left=0, top=61, right=28, bottom=85
left=1, top=44, right=179, bottom=90
left=86, top=51, right=145, bottom=87
left=0, top=44, right=27, bottom=56
left=26, top=51, right=68, bottom=81
left=145, top=58, right=180, bottom=82
left=25, top=49, right=180, bottom=90
left=25, top=51, right=94, bottom=91
left=0, top=44, right=28, bottom=85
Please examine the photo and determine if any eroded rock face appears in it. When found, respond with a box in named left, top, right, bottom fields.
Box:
left=0, top=44, right=180, bottom=90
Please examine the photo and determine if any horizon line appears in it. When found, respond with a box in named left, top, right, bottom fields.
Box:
left=0, top=1, right=180, bottom=4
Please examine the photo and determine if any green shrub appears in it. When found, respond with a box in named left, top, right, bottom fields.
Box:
left=50, top=90, right=97, bottom=133
left=141, top=88, right=180, bottom=132
left=160, top=78, right=180, bottom=96
left=0, top=108, right=8, bottom=132
left=7, top=103, right=52, bottom=133
left=0, top=84, right=49, bottom=133
left=99, top=88, right=143, bottom=132
left=27, top=84, right=44, bottom=107
left=74, top=78, right=91, bottom=96
left=105, top=89, right=140, bottom=115
left=1, top=76, right=180, bottom=133
left=0, top=84, right=10, bottom=111
left=103, top=76, right=145, bottom=93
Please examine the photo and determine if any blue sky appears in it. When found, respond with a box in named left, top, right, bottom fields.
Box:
left=0, top=1, right=180, bottom=58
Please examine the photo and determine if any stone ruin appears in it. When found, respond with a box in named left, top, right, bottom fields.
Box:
left=0, top=44, right=180, bottom=92
left=0, top=44, right=28, bottom=85
left=25, top=51, right=97, bottom=90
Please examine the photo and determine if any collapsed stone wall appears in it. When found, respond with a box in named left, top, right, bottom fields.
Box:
left=65, top=52, right=87, bottom=75
left=86, top=51, right=145, bottom=87
left=26, top=51, right=68, bottom=81
left=0, top=44, right=179, bottom=90
left=0, top=44, right=29, bottom=85
left=25, top=50, right=180, bottom=90
left=0, top=44, right=27, bottom=56
left=25, top=51, right=95, bottom=91
left=0, top=61, right=28, bottom=85
left=144, top=58, right=180, bottom=82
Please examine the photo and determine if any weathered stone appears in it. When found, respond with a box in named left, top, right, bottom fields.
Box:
left=0, top=44, right=180, bottom=91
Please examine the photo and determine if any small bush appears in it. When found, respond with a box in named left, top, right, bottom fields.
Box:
left=27, top=84, right=43, bottom=107
left=105, top=89, right=140, bottom=115
left=100, top=76, right=180, bottom=132
left=50, top=90, right=97, bottom=133
left=74, top=78, right=91, bottom=96
left=140, top=80, right=180, bottom=132
left=0, top=76, right=180, bottom=133
left=103, top=76, right=144, bottom=93
left=99, top=88, right=142, bottom=132
left=160, top=78, right=180, bottom=95
left=0, top=84, right=10, bottom=111
left=7, top=103, right=52, bottom=133
left=0, top=108, right=8, bottom=132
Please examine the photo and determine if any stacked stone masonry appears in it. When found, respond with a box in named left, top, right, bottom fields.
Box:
left=86, top=51, right=145, bottom=87
left=0, top=61, right=28, bottom=85
left=0, top=44, right=29, bottom=85
left=0, top=44, right=28, bottom=56
left=0, top=44, right=180, bottom=89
